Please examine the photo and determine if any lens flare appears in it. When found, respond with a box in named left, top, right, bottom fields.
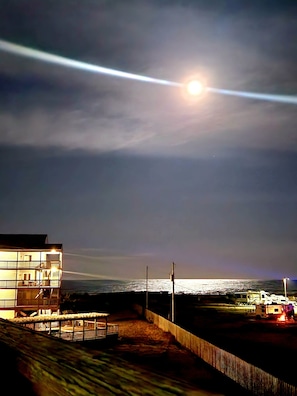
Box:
left=0, top=39, right=297, bottom=105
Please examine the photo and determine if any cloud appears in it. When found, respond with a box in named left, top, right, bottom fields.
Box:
left=0, top=1, right=296, bottom=157
left=63, top=248, right=167, bottom=279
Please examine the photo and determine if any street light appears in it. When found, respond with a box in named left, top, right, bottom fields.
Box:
left=283, top=277, right=289, bottom=299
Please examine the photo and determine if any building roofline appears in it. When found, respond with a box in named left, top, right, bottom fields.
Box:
left=0, top=234, right=62, bottom=249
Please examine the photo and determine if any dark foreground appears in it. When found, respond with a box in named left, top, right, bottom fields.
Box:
left=1, top=299, right=253, bottom=396
left=61, top=291, right=297, bottom=387
left=103, top=309, right=253, bottom=395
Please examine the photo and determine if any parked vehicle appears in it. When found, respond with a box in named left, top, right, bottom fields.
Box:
left=269, top=294, right=288, bottom=304
left=255, top=304, right=284, bottom=319
left=232, top=290, right=271, bottom=305
left=255, top=303, right=295, bottom=320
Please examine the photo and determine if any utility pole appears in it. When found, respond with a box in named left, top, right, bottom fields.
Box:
left=145, top=265, right=149, bottom=310
left=283, top=277, right=289, bottom=299
left=170, top=262, right=175, bottom=323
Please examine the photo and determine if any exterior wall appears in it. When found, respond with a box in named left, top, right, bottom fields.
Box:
left=0, top=251, right=18, bottom=261
left=0, top=310, right=15, bottom=319
left=0, top=270, right=17, bottom=288
left=0, top=247, right=62, bottom=318
left=0, top=289, right=17, bottom=307
left=135, top=306, right=297, bottom=396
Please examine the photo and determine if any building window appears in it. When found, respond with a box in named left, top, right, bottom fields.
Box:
left=24, top=274, right=31, bottom=281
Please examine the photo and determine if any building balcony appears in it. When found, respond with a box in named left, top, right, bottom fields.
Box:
left=0, top=296, right=60, bottom=309
left=16, top=298, right=60, bottom=308
left=0, top=260, right=62, bottom=270
left=18, top=280, right=51, bottom=287
left=0, top=299, right=16, bottom=308
left=0, top=280, right=61, bottom=288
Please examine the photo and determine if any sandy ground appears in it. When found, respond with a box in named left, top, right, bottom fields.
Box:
left=61, top=292, right=297, bottom=392
left=100, top=309, right=253, bottom=396
left=183, top=310, right=297, bottom=386
left=142, top=293, right=297, bottom=385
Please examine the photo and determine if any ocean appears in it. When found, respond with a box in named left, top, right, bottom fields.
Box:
left=61, top=278, right=297, bottom=296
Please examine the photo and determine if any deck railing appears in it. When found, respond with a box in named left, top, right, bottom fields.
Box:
left=16, top=316, right=118, bottom=343
left=54, top=324, right=119, bottom=342
left=0, top=279, right=60, bottom=288
left=0, top=260, right=61, bottom=270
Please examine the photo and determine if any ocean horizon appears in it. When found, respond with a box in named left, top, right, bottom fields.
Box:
left=61, top=278, right=297, bottom=296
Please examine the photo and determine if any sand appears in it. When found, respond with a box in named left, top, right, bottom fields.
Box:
left=61, top=291, right=297, bottom=391
left=92, top=309, right=253, bottom=395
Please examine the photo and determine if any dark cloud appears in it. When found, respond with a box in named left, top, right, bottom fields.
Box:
left=0, top=146, right=296, bottom=278
left=1, top=0, right=296, bottom=156
left=0, top=1, right=296, bottom=278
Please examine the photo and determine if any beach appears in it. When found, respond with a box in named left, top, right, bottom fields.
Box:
left=61, top=291, right=297, bottom=389
left=1, top=291, right=296, bottom=395
left=102, top=309, right=253, bottom=395
left=0, top=299, right=253, bottom=396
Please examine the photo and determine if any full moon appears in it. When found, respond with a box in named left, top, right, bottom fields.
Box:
left=186, top=80, right=205, bottom=96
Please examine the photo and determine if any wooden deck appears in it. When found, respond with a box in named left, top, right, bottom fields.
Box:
left=0, top=318, right=201, bottom=395
left=53, top=323, right=119, bottom=342
left=10, top=312, right=119, bottom=342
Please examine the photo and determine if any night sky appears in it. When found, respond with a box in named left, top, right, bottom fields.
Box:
left=0, top=0, right=296, bottom=280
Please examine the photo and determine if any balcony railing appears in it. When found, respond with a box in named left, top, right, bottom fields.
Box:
left=17, top=298, right=59, bottom=307
left=0, top=280, right=61, bottom=288
left=0, top=299, right=17, bottom=308
left=17, top=280, right=60, bottom=287
left=0, top=260, right=61, bottom=270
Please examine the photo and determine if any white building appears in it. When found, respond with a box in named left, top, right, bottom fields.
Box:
left=0, top=234, right=62, bottom=319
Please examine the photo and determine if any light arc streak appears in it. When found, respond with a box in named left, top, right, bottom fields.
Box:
left=63, top=270, right=128, bottom=281
left=62, top=270, right=111, bottom=279
left=207, top=87, right=297, bottom=105
left=0, top=39, right=180, bottom=88
left=1, top=38, right=297, bottom=105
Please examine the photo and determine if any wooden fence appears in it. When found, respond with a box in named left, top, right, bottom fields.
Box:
left=134, top=305, right=297, bottom=396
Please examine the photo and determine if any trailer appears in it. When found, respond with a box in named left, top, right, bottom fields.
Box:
left=255, top=304, right=284, bottom=319
left=233, top=290, right=271, bottom=305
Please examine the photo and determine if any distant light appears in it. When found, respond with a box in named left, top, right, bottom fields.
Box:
left=51, top=249, right=56, bottom=253
left=186, top=80, right=205, bottom=96
left=277, top=314, right=286, bottom=322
